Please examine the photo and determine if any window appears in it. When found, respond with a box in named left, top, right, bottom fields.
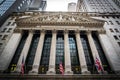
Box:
left=114, top=35, right=119, bottom=40
left=118, top=42, right=120, bottom=47
left=0, top=35, right=2, bottom=39
left=1, top=28, right=7, bottom=32
left=81, top=34, right=95, bottom=74
left=2, top=35, right=8, bottom=40
left=109, top=28, right=114, bottom=32
left=10, top=17, right=14, bottom=20
left=25, top=32, right=40, bottom=73
left=69, top=34, right=80, bottom=74
left=109, top=21, right=114, bottom=25
left=7, top=28, right=12, bottom=32
left=11, top=22, right=16, bottom=26
left=116, top=21, right=120, bottom=25
left=56, top=34, right=64, bottom=74
left=112, top=16, right=115, bottom=19
left=114, top=29, right=119, bottom=33
left=6, top=22, right=11, bottom=26
left=39, top=33, right=52, bottom=74
left=0, top=43, right=2, bottom=48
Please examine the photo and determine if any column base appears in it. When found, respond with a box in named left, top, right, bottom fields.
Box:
left=10, top=69, right=21, bottom=74
left=47, top=70, right=56, bottom=75
left=103, top=71, right=108, bottom=74
left=81, top=70, right=91, bottom=74
left=98, top=71, right=108, bottom=74
left=29, top=69, right=38, bottom=74
left=64, top=70, right=73, bottom=75
left=115, top=71, right=120, bottom=74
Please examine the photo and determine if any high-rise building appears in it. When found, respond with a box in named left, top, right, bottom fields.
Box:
left=28, top=0, right=46, bottom=11
left=68, top=2, right=76, bottom=12
left=0, top=0, right=33, bottom=27
left=0, top=0, right=120, bottom=79
left=112, top=0, right=120, bottom=8
left=0, top=0, right=47, bottom=27
left=77, top=0, right=120, bottom=60
left=76, top=0, right=120, bottom=13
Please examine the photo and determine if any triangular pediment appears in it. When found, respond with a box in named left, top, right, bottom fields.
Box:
left=16, top=12, right=104, bottom=27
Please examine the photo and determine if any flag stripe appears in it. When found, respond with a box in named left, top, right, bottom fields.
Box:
left=59, top=62, right=64, bottom=74
left=21, top=57, right=24, bottom=74
left=95, top=57, right=103, bottom=72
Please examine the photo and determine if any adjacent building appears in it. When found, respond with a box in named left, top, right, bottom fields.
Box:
left=28, top=0, right=46, bottom=11
left=112, top=0, right=120, bottom=8
left=0, top=0, right=47, bottom=27
left=0, top=0, right=32, bottom=27
left=76, top=0, right=120, bottom=59
left=76, top=0, right=120, bottom=13
left=68, top=2, right=76, bottom=12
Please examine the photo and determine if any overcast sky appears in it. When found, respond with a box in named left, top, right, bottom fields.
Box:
left=46, top=0, right=78, bottom=11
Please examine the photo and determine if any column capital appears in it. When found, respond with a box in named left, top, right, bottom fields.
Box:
left=52, top=29, right=57, bottom=33
left=14, top=28, right=22, bottom=33
left=29, top=29, right=34, bottom=33
left=98, top=30, right=106, bottom=34
left=41, top=29, right=46, bottom=33
left=75, top=29, right=80, bottom=34
left=64, top=29, right=69, bottom=34
left=86, top=30, right=92, bottom=35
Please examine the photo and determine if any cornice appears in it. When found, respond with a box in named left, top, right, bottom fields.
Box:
left=15, top=12, right=104, bottom=28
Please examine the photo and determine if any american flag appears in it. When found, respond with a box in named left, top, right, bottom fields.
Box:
left=21, top=56, right=24, bottom=75
left=59, top=62, right=64, bottom=74
left=95, top=57, right=103, bottom=72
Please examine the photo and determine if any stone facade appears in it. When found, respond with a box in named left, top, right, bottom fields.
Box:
left=0, top=12, right=120, bottom=75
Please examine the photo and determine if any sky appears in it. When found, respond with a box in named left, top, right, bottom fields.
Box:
left=46, top=0, right=78, bottom=11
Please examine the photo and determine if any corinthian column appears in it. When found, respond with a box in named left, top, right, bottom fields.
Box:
left=86, top=31, right=106, bottom=74
left=75, top=30, right=90, bottom=74
left=64, top=30, right=73, bottom=74
left=29, top=30, right=45, bottom=74
left=47, top=30, right=57, bottom=74
left=15, top=30, right=33, bottom=73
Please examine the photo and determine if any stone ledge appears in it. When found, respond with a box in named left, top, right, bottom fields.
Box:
left=0, top=74, right=120, bottom=80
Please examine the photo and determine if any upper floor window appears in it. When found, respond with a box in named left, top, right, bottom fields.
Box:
left=0, top=35, right=2, bottom=39
left=114, top=35, right=119, bottom=40
left=116, top=21, right=120, bottom=25
left=10, top=17, right=15, bottom=20
left=6, top=22, right=11, bottom=26
left=1, top=28, right=7, bottom=32
left=11, top=22, right=16, bottom=26
left=7, top=28, right=12, bottom=32
left=109, top=28, right=114, bottom=32
left=109, top=21, right=114, bottom=25
left=112, top=16, right=115, bottom=19
left=118, top=42, right=120, bottom=47
left=0, top=43, right=2, bottom=48
left=114, top=29, right=119, bottom=33
left=2, top=35, right=8, bottom=40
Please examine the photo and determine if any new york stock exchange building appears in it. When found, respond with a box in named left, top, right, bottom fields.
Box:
left=0, top=12, right=120, bottom=80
